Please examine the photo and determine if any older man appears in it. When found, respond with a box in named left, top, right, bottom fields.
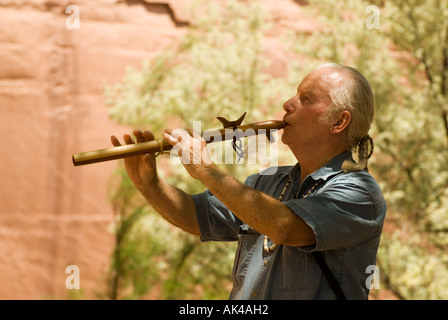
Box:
left=111, top=63, right=386, bottom=300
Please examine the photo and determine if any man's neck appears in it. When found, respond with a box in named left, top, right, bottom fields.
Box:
left=291, top=143, right=348, bottom=183
left=297, top=155, right=330, bottom=183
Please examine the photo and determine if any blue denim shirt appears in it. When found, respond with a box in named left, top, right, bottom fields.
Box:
left=193, top=151, right=386, bottom=300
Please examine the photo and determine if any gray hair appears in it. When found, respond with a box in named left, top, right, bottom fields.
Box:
left=317, top=63, right=375, bottom=172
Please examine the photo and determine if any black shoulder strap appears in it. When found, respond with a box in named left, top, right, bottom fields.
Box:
left=312, top=251, right=347, bottom=300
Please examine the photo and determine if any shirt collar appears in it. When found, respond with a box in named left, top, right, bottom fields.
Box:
left=289, top=150, right=353, bottom=184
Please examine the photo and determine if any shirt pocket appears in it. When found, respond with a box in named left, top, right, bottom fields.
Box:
left=274, top=247, right=321, bottom=291
left=231, top=232, right=259, bottom=287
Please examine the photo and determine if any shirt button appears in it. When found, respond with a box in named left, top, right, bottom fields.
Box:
left=251, top=291, right=257, bottom=297
left=263, top=259, right=269, bottom=266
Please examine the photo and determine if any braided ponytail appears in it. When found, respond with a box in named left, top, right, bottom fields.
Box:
left=342, top=134, right=374, bottom=172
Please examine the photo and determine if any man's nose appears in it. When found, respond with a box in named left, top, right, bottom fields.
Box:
left=282, top=96, right=297, bottom=114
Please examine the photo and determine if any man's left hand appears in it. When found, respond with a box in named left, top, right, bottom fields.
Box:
left=162, top=128, right=215, bottom=180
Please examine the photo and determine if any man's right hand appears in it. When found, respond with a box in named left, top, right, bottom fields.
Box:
left=110, top=130, right=158, bottom=190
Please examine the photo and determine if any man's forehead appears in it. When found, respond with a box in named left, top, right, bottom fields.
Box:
left=297, top=68, right=345, bottom=95
left=296, top=75, right=327, bottom=96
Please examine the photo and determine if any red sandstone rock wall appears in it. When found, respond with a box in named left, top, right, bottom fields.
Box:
left=0, top=0, right=310, bottom=299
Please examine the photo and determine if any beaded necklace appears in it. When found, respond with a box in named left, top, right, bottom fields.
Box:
left=263, top=178, right=323, bottom=253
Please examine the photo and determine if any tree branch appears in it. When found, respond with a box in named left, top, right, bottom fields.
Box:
left=443, top=110, right=448, bottom=143
left=441, top=23, right=448, bottom=144
left=376, top=141, right=415, bottom=185
left=406, top=6, right=434, bottom=85
left=441, top=22, right=448, bottom=97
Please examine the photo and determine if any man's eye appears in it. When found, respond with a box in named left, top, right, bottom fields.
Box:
left=302, top=96, right=311, bottom=103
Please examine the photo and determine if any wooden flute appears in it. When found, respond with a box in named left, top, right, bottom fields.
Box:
left=72, top=116, right=286, bottom=166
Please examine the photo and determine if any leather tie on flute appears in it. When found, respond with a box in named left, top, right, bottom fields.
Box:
left=72, top=113, right=286, bottom=166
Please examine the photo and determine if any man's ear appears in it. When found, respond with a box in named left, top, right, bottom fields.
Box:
left=331, top=110, right=351, bottom=134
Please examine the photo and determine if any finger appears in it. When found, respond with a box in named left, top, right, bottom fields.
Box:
left=186, top=129, right=202, bottom=140
left=165, top=128, right=187, bottom=143
left=111, top=135, right=122, bottom=147
left=142, top=153, right=154, bottom=163
left=163, top=130, right=189, bottom=162
left=174, top=128, right=193, bottom=142
left=123, top=134, right=135, bottom=145
left=163, top=128, right=174, bottom=138
left=142, top=130, right=155, bottom=142
left=162, top=130, right=180, bottom=146
left=133, top=130, right=145, bottom=143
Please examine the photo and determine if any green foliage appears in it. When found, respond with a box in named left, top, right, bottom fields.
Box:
left=106, top=168, right=164, bottom=299
left=293, top=0, right=448, bottom=299
left=106, top=0, right=284, bottom=130
left=104, top=0, right=291, bottom=299
left=377, top=231, right=448, bottom=299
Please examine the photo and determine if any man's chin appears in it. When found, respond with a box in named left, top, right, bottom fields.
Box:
left=280, top=134, right=290, bottom=146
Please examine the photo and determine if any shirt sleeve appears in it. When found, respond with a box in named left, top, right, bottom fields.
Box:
left=284, top=173, right=386, bottom=252
left=193, top=173, right=260, bottom=242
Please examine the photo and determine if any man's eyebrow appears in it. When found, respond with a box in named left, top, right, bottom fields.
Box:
left=296, top=86, right=311, bottom=94
left=299, top=89, right=317, bottom=98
